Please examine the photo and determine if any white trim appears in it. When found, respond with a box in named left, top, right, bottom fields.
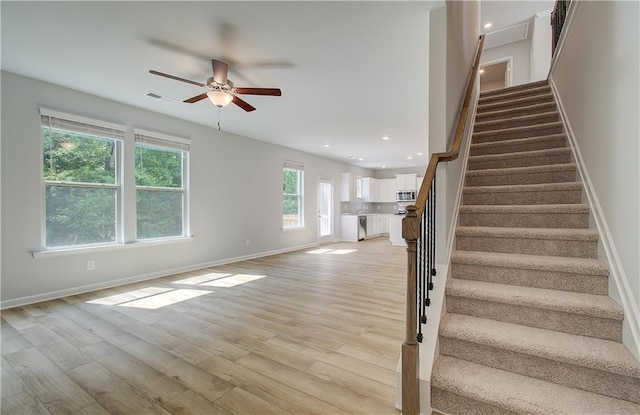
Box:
left=7, top=242, right=319, bottom=310
left=549, top=79, right=640, bottom=359
left=39, top=107, right=125, bottom=132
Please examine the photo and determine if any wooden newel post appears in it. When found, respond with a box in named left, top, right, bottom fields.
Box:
left=401, top=205, right=419, bottom=415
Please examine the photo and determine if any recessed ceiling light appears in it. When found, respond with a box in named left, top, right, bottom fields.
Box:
left=484, top=22, right=493, bottom=29
left=381, top=136, right=391, bottom=141
left=381, top=165, right=386, bottom=169
left=417, top=152, right=423, bottom=156
left=323, top=144, right=331, bottom=148
left=407, top=156, right=413, bottom=160
left=358, top=157, right=364, bottom=161
left=479, top=69, right=485, bottom=74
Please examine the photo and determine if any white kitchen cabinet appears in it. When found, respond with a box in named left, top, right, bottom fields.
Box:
left=389, top=214, right=406, bottom=246
left=341, top=173, right=357, bottom=202
left=366, top=214, right=379, bottom=237
left=378, top=179, right=396, bottom=202
left=362, top=178, right=379, bottom=202
left=396, top=173, right=417, bottom=191
left=380, top=214, right=390, bottom=234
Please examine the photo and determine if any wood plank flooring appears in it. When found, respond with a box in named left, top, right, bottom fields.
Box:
left=1, top=238, right=406, bottom=414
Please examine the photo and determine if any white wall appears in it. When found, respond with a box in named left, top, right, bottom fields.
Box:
left=550, top=1, right=639, bottom=358
left=531, top=11, right=552, bottom=81
left=1, top=71, right=356, bottom=307
left=481, top=38, right=531, bottom=86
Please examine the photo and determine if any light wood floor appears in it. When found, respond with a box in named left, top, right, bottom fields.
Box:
left=1, top=238, right=406, bottom=414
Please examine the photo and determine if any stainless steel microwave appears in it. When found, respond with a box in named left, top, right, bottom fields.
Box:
left=396, top=191, right=416, bottom=202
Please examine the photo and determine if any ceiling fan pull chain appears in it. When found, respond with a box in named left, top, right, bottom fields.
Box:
left=217, top=107, right=222, bottom=131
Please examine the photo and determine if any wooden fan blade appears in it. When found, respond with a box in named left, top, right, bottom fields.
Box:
left=232, top=95, right=256, bottom=112
left=234, top=87, right=282, bottom=96
left=212, top=59, right=228, bottom=85
left=149, top=70, right=205, bottom=87
left=183, top=92, right=208, bottom=103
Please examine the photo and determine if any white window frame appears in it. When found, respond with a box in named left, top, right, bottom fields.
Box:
left=134, top=128, right=191, bottom=241
left=40, top=108, right=125, bottom=250
left=282, top=160, right=305, bottom=230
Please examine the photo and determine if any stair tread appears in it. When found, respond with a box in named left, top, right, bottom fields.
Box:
left=471, top=133, right=566, bottom=149
left=432, top=356, right=640, bottom=414
left=468, top=147, right=571, bottom=162
left=463, top=181, right=582, bottom=194
left=459, top=204, right=589, bottom=213
left=447, top=279, right=623, bottom=320
left=479, top=85, right=551, bottom=103
left=451, top=250, right=609, bottom=276
left=477, top=93, right=554, bottom=112
left=441, top=313, right=640, bottom=378
left=475, top=101, right=557, bottom=120
left=456, top=226, right=599, bottom=241
left=473, top=121, right=563, bottom=138
left=474, top=111, right=559, bottom=128
left=466, top=163, right=577, bottom=177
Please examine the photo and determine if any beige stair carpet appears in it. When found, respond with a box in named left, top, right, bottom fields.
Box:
left=431, top=80, right=640, bottom=414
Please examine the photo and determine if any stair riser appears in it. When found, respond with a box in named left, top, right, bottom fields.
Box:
left=450, top=262, right=608, bottom=295
left=456, top=234, right=597, bottom=258
left=458, top=212, right=589, bottom=228
left=480, top=80, right=549, bottom=99
left=474, top=113, right=560, bottom=133
left=479, top=87, right=552, bottom=105
left=470, top=137, right=567, bottom=156
left=478, top=94, right=554, bottom=114
left=446, top=297, right=623, bottom=341
left=465, top=170, right=577, bottom=187
left=439, top=338, right=640, bottom=404
left=475, top=103, right=557, bottom=123
left=468, top=153, right=572, bottom=170
left=463, top=189, right=583, bottom=205
left=431, top=388, right=518, bottom=415
left=473, top=123, right=564, bottom=144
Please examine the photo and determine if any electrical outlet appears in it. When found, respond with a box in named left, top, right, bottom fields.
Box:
left=246, top=239, right=251, bottom=246
left=87, top=260, right=96, bottom=271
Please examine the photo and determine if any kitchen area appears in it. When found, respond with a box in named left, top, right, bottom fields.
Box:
left=340, top=173, right=423, bottom=247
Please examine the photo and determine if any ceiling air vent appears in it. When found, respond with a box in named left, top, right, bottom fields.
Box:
left=145, top=92, right=177, bottom=103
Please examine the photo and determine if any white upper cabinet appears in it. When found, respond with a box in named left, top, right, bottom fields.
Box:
left=396, top=173, right=417, bottom=191
left=378, top=179, right=396, bottom=202
left=362, top=178, right=379, bottom=202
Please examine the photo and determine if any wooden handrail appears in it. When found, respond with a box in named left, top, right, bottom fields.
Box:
left=401, top=34, right=484, bottom=415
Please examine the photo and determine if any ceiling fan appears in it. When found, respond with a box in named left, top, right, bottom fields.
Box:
left=149, top=59, right=281, bottom=112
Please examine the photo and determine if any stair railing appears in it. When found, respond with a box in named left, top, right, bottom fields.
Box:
left=551, top=0, right=571, bottom=55
left=401, top=34, right=484, bottom=415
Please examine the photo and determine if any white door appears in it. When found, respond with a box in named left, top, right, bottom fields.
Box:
left=317, top=178, right=334, bottom=244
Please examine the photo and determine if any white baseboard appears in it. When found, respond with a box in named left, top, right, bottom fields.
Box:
left=549, top=79, right=640, bottom=359
left=1, top=242, right=319, bottom=310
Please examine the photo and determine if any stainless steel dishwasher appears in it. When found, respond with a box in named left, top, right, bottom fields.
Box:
left=358, top=215, right=367, bottom=241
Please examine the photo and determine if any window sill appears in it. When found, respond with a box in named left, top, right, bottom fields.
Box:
left=31, top=236, right=195, bottom=259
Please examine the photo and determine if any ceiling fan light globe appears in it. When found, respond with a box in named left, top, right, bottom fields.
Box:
left=207, top=90, right=233, bottom=107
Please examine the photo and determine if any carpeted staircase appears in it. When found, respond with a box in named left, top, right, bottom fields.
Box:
left=431, top=80, right=640, bottom=414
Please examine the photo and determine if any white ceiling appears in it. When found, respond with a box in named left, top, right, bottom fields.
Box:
left=1, top=1, right=553, bottom=170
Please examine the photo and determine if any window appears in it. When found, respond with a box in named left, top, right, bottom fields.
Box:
left=282, top=160, right=304, bottom=229
left=135, top=130, right=190, bottom=240
left=41, top=109, right=124, bottom=248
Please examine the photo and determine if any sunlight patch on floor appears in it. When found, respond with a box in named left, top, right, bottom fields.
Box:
left=120, top=289, right=210, bottom=309
left=172, top=272, right=232, bottom=285
left=87, top=287, right=172, bottom=305
left=200, top=274, right=266, bottom=288
left=306, top=248, right=358, bottom=255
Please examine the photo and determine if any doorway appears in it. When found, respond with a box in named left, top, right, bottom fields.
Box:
left=317, top=178, right=334, bottom=244
left=480, top=57, right=512, bottom=92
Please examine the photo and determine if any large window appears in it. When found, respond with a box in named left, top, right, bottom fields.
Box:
left=282, top=160, right=304, bottom=229
left=135, top=130, right=190, bottom=240
left=41, top=110, right=124, bottom=248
